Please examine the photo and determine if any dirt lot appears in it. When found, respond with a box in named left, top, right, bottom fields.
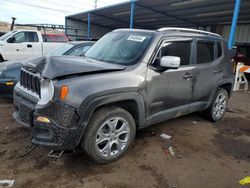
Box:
left=0, top=92, right=250, bottom=188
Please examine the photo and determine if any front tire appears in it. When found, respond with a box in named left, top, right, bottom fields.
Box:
left=82, top=106, right=136, bottom=164
left=204, top=88, right=228, bottom=122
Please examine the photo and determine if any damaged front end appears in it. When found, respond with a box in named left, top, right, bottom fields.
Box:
left=13, top=56, right=125, bottom=151
left=13, top=70, right=81, bottom=150
left=14, top=87, right=80, bottom=150
left=13, top=57, right=83, bottom=150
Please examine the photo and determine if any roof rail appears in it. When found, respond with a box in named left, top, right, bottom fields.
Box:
left=157, top=27, right=221, bottom=37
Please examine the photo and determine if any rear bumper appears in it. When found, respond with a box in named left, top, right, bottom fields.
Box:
left=13, top=89, right=83, bottom=151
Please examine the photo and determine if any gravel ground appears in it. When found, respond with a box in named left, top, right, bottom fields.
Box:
left=0, top=92, right=249, bottom=188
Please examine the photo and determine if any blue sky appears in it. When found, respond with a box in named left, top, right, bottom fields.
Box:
left=0, top=0, right=127, bottom=24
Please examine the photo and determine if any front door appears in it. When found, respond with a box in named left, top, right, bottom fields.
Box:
left=5, top=31, right=37, bottom=60
left=147, top=38, right=195, bottom=125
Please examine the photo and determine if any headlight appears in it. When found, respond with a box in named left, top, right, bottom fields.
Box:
left=38, top=79, right=54, bottom=105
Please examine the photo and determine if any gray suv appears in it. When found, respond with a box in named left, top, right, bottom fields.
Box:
left=13, top=28, right=234, bottom=163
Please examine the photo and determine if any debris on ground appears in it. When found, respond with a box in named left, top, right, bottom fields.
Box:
left=239, top=176, right=250, bottom=185
left=176, top=154, right=184, bottom=159
left=168, top=146, right=175, bottom=156
left=160, top=133, right=176, bottom=157
left=192, top=121, right=197, bottom=124
left=226, top=108, right=237, bottom=113
left=0, top=180, right=15, bottom=187
left=0, top=92, right=250, bottom=188
left=16, top=145, right=37, bottom=158
left=160, top=133, right=172, bottom=140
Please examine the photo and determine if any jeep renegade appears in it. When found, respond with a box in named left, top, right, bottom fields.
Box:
left=13, top=28, right=234, bottom=163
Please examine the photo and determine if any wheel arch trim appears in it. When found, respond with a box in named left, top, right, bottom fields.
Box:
left=75, top=91, right=146, bottom=145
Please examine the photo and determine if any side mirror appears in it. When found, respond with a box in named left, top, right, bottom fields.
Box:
left=80, top=52, right=86, bottom=57
left=7, top=37, right=15, bottom=43
left=160, top=56, right=180, bottom=69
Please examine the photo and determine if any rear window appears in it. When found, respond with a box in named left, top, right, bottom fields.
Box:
left=197, top=41, right=215, bottom=64
left=42, top=35, right=53, bottom=42
left=42, top=35, right=67, bottom=42
left=52, top=35, right=68, bottom=42
left=27, top=32, right=38, bottom=42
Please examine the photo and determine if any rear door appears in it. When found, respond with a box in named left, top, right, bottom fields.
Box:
left=190, top=39, right=221, bottom=111
left=27, top=31, right=41, bottom=57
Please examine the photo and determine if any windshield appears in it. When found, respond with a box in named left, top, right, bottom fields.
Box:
left=46, top=43, right=74, bottom=56
left=0, top=30, right=17, bottom=41
left=85, top=31, right=153, bottom=65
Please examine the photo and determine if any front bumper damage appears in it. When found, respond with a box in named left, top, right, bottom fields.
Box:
left=13, top=90, right=82, bottom=151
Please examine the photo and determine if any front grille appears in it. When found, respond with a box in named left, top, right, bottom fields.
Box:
left=20, top=68, right=41, bottom=97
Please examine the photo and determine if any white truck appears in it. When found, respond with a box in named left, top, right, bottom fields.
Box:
left=0, top=30, right=65, bottom=62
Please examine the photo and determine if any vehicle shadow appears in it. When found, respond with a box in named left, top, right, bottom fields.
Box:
left=0, top=96, right=13, bottom=104
left=62, top=112, right=205, bottom=165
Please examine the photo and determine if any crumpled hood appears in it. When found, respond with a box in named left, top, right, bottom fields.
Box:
left=25, top=56, right=126, bottom=79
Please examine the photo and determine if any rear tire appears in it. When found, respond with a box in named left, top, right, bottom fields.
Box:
left=203, top=88, right=228, bottom=122
left=81, top=106, right=136, bottom=164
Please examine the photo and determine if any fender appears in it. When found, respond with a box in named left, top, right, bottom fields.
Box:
left=206, top=77, right=234, bottom=109
left=75, top=91, right=146, bottom=145
left=216, top=77, right=234, bottom=96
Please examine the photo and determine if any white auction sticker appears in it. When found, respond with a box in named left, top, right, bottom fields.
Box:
left=127, top=35, right=146, bottom=42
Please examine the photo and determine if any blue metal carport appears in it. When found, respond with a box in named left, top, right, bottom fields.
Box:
left=66, top=0, right=250, bottom=48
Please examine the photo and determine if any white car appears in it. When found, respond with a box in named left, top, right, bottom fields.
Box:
left=0, top=30, right=65, bottom=62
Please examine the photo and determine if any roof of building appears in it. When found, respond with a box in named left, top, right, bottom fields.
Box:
left=66, top=0, right=250, bottom=30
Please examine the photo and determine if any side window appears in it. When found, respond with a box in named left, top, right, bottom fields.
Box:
left=82, top=46, right=92, bottom=53
left=68, top=45, right=92, bottom=56
left=45, top=35, right=52, bottom=42
left=27, top=32, right=39, bottom=42
left=217, top=41, right=222, bottom=58
left=42, top=35, right=45, bottom=42
left=13, top=32, right=25, bottom=43
left=217, top=42, right=222, bottom=57
left=197, top=41, right=215, bottom=64
left=154, top=41, right=192, bottom=66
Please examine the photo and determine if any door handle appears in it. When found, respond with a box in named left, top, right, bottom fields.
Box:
left=27, top=44, right=32, bottom=48
left=183, top=73, right=194, bottom=79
